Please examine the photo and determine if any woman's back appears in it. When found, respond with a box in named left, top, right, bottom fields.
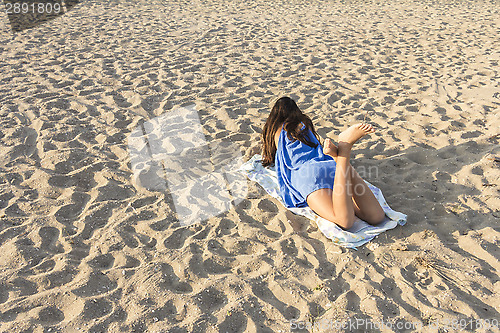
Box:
left=275, top=123, right=336, bottom=208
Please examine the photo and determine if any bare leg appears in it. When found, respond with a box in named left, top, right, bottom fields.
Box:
left=349, top=167, right=385, bottom=224
left=306, top=148, right=354, bottom=229
left=323, top=139, right=385, bottom=225
left=307, top=124, right=384, bottom=229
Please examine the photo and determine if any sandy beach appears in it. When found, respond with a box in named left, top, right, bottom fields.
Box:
left=0, top=0, right=499, bottom=331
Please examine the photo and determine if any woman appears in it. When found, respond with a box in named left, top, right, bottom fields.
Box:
left=261, top=96, right=386, bottom=230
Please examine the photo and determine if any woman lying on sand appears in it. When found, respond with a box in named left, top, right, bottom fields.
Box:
left=261, top=96, right=386, bottom=230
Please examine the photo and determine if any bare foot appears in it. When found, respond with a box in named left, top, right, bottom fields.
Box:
left=338, top=123, right=375, bottom=146
left=323, top=138, right=338, bottom=161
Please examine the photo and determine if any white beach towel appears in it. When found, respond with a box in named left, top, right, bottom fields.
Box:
left=239, top=154, right=407, bottom=249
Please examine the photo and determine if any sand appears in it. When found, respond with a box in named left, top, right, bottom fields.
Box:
left=0, top=0, right=499, bottom=331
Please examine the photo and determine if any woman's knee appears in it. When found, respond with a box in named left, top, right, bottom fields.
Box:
left=365, top=209, right=385, bottom=225
left=310, top=206, right=355, bottom=230
left=334, top=215, right=355, bottom=230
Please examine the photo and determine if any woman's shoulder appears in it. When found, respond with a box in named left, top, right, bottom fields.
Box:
left=274, top=125, right=282, bottom=147
left=274, top=122, right=303, bottom=143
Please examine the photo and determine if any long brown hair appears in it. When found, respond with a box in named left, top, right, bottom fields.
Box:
left=261, top=96, right=320, bottom=167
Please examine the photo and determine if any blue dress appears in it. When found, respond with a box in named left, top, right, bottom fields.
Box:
left=275, top=123, right=336, bottom=208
